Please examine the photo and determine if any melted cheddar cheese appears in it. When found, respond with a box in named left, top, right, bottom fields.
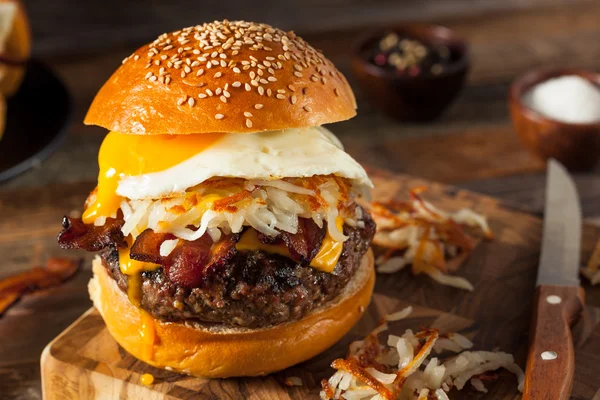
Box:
left=83, top=131, right=225, bottom=224
left=118, top=241, right=160, bottom=360
left=236, top=229, right=293, bottom=258
left=235, top=217, right=345, bottom=273
left=310, top=217, right=345, bottom=273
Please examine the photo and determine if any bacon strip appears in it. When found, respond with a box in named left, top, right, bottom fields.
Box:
left=279, top=218, right=326, bottom=263
left=0, top=258, right=80, bottom=316
left=58, top=216, right=126, bottom=251
left=130, top=229, right=240, bottom=288
left=130, top=229, right=176, bottom=264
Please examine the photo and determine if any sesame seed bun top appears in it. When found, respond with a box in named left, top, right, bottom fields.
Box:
left=84, top=20, right=357, bottom=135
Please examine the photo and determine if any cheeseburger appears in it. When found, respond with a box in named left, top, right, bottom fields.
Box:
left=58, top=20, right=375, bottom=378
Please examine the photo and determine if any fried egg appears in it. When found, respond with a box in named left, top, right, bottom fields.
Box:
left=83, top=126, right=372, bottom=224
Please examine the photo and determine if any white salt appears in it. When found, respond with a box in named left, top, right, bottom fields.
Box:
left=522, top=75, right=600, bottom=124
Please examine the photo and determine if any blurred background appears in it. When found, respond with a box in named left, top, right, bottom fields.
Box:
left=2, top=1, right=600, bottom=398
left=3, top=0, right=599, bottom=193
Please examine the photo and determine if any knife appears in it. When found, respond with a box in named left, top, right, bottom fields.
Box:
left=523, top=159, right=585, bottom=399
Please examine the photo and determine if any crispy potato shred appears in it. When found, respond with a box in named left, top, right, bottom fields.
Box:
left=0, top=258, right=80, bottom=316
left=581, top=239, right=600, bottom=285
left=369, top=187, right=493, bottom=291
left=320, top=306, right=524, bottom=400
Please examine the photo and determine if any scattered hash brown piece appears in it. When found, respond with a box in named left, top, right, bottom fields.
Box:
left=370, top=187, right=493, bottom=291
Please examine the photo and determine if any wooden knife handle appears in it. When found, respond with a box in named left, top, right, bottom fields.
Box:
left=523, top=285, right=585, bottom=400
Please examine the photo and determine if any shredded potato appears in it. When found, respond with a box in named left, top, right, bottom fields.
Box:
left=370, top=187, right=492, bottom=291
left=320, top=307, right=524, bottom=400
left=101, top=175, right=359, bottom=241
left=581, top=239, right=600, bottom=285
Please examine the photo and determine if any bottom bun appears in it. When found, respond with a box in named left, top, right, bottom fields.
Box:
left=89, top=249, right=375, bottom=378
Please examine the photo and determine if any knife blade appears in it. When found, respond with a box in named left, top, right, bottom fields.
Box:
left=523, top=159, right=585, bottom=400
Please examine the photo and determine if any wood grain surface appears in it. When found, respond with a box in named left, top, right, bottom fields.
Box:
left=523, top=286, right=585, bottom=400
left=2, top=1, right=600, bottom=399
left=36, top=170, right=600, bottom=399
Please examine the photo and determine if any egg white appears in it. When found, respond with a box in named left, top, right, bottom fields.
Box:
left=117, top=126, right=372, bottom=200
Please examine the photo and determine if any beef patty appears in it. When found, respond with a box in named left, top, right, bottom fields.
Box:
left=101, top=213, right=375, bottom=328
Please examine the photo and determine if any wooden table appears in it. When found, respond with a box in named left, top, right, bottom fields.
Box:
left=3, top=1, right=600, bottom=398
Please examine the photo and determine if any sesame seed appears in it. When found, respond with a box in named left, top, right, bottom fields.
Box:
left=134, top=55, right=140, bottom=61
left=196, top=69, right=204, bottom=76
left=290, top=95, right=297, bottom=104
left=211, top=60, right=219, bottom=65
left=258, top=87, right=265, bottom=95
left=198, top=93, right=207, bottom=98
left=255, top=103, right=263, bottom=109
left=311, top=75, right=319, bottom=82
left=277, top=89, right=286, bottom=94
left=267, top=89, right=273, bottom=97
left=244, top=111, right=253, bottom=117
left=214, top=72, right=222, bottom=78
left=260, top=78, right=268, bottom=84
left=220, top=95, right=227, bottom=103
left=215, top=88, right=222, bottom=95
left=223, top=90, right=230, bottom=98
left=334, top=88, right=340, bottom=96
left=276, top=94, right=285, bottom=100
left=145, top=72, right=153, bottom=79
left=303, top=105, right=312, bottom=112
left=165, top=76, right=171, bottom=84
left=246, top=118, right=253, bottom=128
left=268, top=76, right=277, bottom=82
left=232, top=81, right=241, bottom=87
left=233, top=67, right=241, bottom=73
left=294, top=71, right=303, bottom=78
left=211, top=51, right=218, bottom=58
left=250, top=71, right=256, bottom=79
left=288, top=85, right=296, bottom=92
left=245, top=83, right=251, bottom=91
left=206, top=89, right=214, bottom=96
left=321, top=77, right=327, bottom=84
left=188, top=97, right=195, bottom=106
left=177, top=96, right=187, bottom=105
left=149, top=75, right=157, bottom=82
left=215, top=113, right=224, bottom=120
left=220, top=60, right=226, bottom=67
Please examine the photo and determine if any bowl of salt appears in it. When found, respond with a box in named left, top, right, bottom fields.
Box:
left=509, top=68, right=600, bottom=170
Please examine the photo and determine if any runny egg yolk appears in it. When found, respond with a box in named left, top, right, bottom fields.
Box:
left=82, top=131, right=225, bottom=224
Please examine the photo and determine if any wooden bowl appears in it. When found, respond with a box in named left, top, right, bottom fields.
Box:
left=509, top=68, right=600, bottom=171
left=351, top=25, right=469, bottom=122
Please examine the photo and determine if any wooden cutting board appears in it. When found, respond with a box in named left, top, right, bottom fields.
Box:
left=39, top=170, right=600, bottom=399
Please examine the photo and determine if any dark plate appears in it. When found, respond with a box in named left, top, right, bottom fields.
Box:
left=0, top=61, right=72, bottom=182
